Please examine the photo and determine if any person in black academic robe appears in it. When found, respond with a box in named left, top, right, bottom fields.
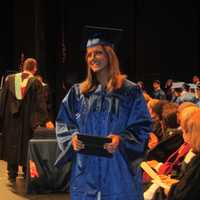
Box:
left=0, top=58, right=54, bottom=181
left=35, top=74, right=55, bottom=121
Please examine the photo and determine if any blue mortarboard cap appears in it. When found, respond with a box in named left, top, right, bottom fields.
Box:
left=82, top=25, right=123, bottom=50
left=171, top=82, right=185, bottom=89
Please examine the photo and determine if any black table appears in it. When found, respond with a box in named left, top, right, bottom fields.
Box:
left=26, top=138, right=71, bottom=194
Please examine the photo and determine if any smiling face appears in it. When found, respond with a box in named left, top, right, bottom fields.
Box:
left=86, top=45, right=109, bottom=73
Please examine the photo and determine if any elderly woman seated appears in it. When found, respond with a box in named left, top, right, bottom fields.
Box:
left=143, top=105, right=199, bottom=200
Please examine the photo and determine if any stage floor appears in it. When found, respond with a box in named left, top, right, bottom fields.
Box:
left=0, top=160, right=70, bottom=200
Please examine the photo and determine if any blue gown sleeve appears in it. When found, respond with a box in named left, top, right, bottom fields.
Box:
left=55, top=85, right=80, bottom=167
left=119, top=86, right=152, bottom=160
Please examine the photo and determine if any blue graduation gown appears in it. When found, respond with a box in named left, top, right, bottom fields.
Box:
left=55, top=80, right=152, bottom=200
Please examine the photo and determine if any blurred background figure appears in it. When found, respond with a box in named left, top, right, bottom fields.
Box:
left=164, top=79, right=174, bottom=101
left=152, top=80, right=166, bottom=100
left=192, top=75, right=200, bottom=84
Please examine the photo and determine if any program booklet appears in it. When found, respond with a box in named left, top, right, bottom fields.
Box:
left=140, top=161, right=170, bottom=190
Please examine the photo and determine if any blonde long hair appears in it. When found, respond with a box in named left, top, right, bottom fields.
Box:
left=187, top=109, right=200, bottom=153
left=80, top=45, right=126, bottom=94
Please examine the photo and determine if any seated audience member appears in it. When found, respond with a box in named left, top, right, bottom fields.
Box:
left=147, top=99, right=166, bottom=149
left=143, top=106, right=199, bottom=200
left=147, top=102, right=198, bottom=163
left=164, top=79, right=174, bottom=101
left=147, top=100, right=181, bottom=156
left=147, top=102, right=181, bottom=162
left=188, top=83, right=196, bottom=94
left=161, top=103, right=179, bottom=138
left=152, top=80, right=166, bottom=100
left=171, top=82, right=184, bottom=104
left=172, top=82, right=196, bottom=104
left=181, top=83, right=197, bottom=103
left=176, top=102, right=198, bottom=124
left=165, top=109, right=200, bottom=200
